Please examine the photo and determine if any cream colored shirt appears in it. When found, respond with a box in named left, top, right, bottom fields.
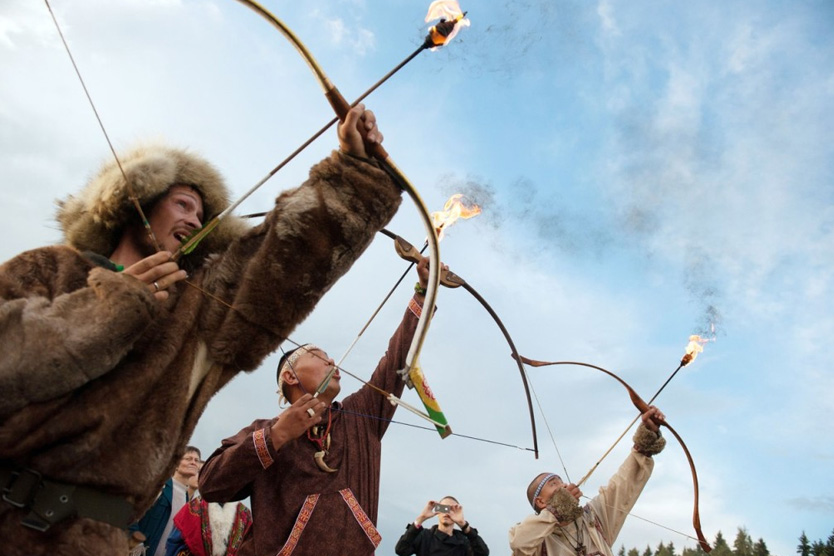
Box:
left=508, top=451, right=654, bottom=556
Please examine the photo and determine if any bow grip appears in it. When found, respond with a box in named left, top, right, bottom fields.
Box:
left=325, top=87, right=390, bottom=160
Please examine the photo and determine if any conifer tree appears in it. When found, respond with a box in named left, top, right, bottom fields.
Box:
left=712, top=531, right=733, bottom=556
left=734, top=527, right=754, bottom=556
left=826, top=529, right=834, bottom=556
left=811, top=541, right=827, bottom=556
left=657, top=541, right=673, bottom=556
left=643, top=545, right=653, bottom=556
left=798, top=532, right=811, bottom=556
left=753, top=537, right=770, bottom=556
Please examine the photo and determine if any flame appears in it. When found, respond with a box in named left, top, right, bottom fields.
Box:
left=431, top=193, right=481, bottom=240
left=680, top=333, right=714, bottom=366
left=424, top=0, right=470, bottom=49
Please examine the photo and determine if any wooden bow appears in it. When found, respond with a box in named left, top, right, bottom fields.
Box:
left=234, top=0, right=452, bottom=436
left=516, top=355, right=711, bottom=552
left=380, top=228, right=540, bottom=458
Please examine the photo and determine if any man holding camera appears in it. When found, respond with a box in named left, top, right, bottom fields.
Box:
left=395, top=496, right=490, bottom=556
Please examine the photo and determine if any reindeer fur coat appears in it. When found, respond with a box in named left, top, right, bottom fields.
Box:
left=0, top=150, right=401, bottom=556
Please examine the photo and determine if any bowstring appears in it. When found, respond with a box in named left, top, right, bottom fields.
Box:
left=277, top=336, right=536, bottom=453
left=44, top=0, right=161, bottom=253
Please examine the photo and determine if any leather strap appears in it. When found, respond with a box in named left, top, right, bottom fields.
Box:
left=1, top=464, right=134, bottom=532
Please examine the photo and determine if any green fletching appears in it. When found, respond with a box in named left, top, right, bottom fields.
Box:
left=178, top=218, right=220, bottom=256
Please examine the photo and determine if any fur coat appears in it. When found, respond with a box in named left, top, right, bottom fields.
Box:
left=0, top=150, right=401, bottom=556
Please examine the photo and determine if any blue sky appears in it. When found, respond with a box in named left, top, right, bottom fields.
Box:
left=1, top=1, right=832, bottom=555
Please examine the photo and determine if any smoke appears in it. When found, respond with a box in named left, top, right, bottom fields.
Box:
left=417, top=0, right=595, bottom=79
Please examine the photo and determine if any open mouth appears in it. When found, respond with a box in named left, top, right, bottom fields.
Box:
left=174, top=231, right=189, bottom=243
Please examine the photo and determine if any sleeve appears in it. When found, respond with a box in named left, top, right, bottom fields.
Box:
left=588, top=449, right=654, bottom=544
left=394, top=523, right=423, bottom=556
left=0, top=248, right=158, bottom=416
left=508, top=512, right=556, bottom=556
left=164, top=527, right=187, bottom=556
left=197, top=151, right=402, bottom=371
left=466, top=526, right=490, bottom=556
left=198, top=418, right=277, bottom=503
left=342, top=293, right=423, bottom=438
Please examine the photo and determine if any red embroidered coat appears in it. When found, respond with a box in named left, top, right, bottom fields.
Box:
left=199, top=297, right=423, bottom=556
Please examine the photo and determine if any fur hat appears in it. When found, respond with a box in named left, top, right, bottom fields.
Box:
left=56, top=144, right=248, bottom=261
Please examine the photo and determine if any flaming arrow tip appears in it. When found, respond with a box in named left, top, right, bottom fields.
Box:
left=423, top=1, right=470, bottom=50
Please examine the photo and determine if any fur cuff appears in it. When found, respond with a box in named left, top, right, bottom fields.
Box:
left=633, top=423, right=666, bottom=456
left=545, top=488, right=583, bottom=523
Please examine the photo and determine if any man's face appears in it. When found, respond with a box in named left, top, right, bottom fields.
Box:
left=147, top=185, right=204, bottom=253
left=534, top=474, right=564, bottom=511
left=176, top=451, right=201, bottom=480
left=436, top=497, right=456, bottom=527
left=288, top=349, right=340, bottom=399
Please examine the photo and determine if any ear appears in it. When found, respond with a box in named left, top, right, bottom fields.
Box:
left=282, top=369, right=299, bottom=386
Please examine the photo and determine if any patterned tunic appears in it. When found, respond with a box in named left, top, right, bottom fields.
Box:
left=199, top=297, right=424, bottom=556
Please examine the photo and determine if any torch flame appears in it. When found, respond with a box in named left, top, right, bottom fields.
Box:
left=431, top=193, right=481, bottom=240
left=680, top=333, right=714, bottom=366
left=424, top=0, right=470, bottom=49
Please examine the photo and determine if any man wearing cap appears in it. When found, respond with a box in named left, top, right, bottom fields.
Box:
left=198, top=257, right=434, bottom=556
left=508, top=406, right=666, bottom=556
left=0, top=105, right=401, bottom=556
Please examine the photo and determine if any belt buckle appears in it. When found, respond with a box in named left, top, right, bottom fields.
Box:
left=2, top=468, right=42, bottom=509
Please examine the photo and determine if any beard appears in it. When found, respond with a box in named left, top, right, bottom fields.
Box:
left=546, top=488, right=583, bottom=523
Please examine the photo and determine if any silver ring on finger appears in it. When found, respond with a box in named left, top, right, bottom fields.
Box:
left=306, top=408, right=316, bottom=418
left=153, top=281, right=160, bottom=292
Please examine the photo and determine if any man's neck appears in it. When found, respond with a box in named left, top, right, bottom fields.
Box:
left=109, top=235, right=148, bottom=268
left=437, top=522, right=454, bottom=535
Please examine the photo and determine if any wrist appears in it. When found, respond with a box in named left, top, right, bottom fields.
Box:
left=460, top=521, right=470, bottom=532
left=414, top=281, right=427, bottom=296
left=413, top=519, right=423, bottom=528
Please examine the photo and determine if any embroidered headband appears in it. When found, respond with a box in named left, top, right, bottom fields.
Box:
left=531, top=473, right=560, bottom=509
left=276, top=344, right=321, bottom=404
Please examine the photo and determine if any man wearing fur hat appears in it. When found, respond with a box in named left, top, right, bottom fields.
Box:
left=0, top=105, right=402, bottom=556
left=508, top=406, right=666, bottom=556
left=197, top=257, right=434, bottom=556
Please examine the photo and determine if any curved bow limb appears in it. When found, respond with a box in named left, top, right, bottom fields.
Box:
left=516, top=355, right=711, bottom=552
left=381, top=229, right=539, bottom=458
left=234, top=0, right=450, bottom=437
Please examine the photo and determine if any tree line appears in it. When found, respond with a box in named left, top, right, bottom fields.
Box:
left=615, top=527, right=834, bottom=556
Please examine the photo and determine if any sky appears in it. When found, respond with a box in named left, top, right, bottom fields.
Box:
left=1, top=1, right=832, bottom=555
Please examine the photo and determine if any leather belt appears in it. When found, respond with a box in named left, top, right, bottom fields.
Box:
left=1, top=464, right=134, bottom=532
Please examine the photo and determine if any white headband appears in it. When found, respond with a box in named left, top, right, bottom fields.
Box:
left=531, top=473, right=560, bottom=509
left=277, top=344, right=321, bottom=404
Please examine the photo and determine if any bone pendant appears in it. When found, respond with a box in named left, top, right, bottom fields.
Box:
left=314, top=450, right=338, bottom=473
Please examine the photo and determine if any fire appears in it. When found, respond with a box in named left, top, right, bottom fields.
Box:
left=431, top=193, right=481, bottom=240
left=424, top=0, right=470, bottom=49
left=680, top=334, right=711, bottom=366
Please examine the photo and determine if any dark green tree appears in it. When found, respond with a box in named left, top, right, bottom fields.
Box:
left=712, top=531, right=733, bottom=556
left=681, top=546, right=705, bottom=556
left=734, top=527, right=754, bottom=556
left=657, top=542, right=673, bottom=556
left=811, top=541, right=827, bottom=556
left=798, top=532, right=811, bottom=556
left=643, top=545, right=653, bottom=556
left=753, top=537, right=770, bottom=556
left=618, top=546, right=626, bottom=556
left=628, top=548, right=641, bottom=556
